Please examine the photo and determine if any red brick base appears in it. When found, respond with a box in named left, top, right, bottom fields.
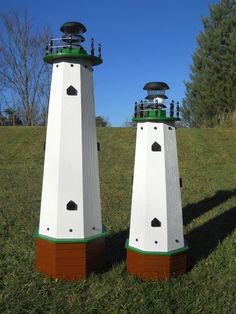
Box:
left=35, top=237, right=106, bottom=281
left=127, top=249, right=187, bottom=280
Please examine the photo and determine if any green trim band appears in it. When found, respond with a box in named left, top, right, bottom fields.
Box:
left=132, top=117, right=180, bottom=123
left=125, top=239, right=188, bottom=256
left=34, top=226, right=108, bottom=244
left=44, top=48, right=102, bottom=65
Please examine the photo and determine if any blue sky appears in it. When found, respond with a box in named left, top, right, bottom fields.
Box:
left=1, top=0, right=219, bottom=126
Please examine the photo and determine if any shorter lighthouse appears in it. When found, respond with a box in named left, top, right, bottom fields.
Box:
left=126, top=82, right=188, bottom=280
left=34, top=22, right=107, bottom=280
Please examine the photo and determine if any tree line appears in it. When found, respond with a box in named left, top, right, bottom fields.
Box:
left=1, top=1, right=235, bottom=128
left=0, top=11, right=109, bottom=127
left=182, top=0, right=236, bottom=127
left=0, top=11, right=50, bottom=126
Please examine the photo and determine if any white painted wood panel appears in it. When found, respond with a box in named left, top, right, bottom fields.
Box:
left=39, top=61, right=102, bottom=239
left=129, top=122, right=184, bottom=252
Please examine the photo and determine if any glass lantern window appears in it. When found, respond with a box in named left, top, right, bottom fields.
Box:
left=147, top=90, right=165, bottom=96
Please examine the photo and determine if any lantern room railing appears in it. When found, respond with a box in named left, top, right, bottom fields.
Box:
left=133, top=100, right=180, bottom=120
left=45, top=37, right=102, bottom=58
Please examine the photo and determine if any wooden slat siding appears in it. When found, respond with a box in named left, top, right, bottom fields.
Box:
left=141, top=272, right=170, bottom=280
left=35, top=237, right=106, bottom=280
left=55, top=258, right=87, bottom=267
left=127, top=249, right=187, bottom=280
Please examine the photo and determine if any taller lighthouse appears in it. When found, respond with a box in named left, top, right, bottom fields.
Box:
left=126, top=82, right=188, bottom=280
left=35, top=22, right=106, bottom=280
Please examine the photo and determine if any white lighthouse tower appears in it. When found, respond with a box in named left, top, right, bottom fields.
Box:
left=126, top=82, right=188, bottom=280
left=35, top=22, right=107, bottom=280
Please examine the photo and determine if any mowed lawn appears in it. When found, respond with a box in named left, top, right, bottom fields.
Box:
left=0, top=126, right=236, bottom=313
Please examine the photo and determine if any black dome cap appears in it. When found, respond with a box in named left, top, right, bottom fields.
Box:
left=60, top=21, right=87, bottom=34
left=143, top=82, right=170, bottom=91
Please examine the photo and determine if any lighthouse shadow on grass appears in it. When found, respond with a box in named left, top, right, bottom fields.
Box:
left=102, top=189, right=236, bottom=272
left=186, top=205, right=236, bottom=269
left=104, top=229, right=129, bottom=272
left=183, top=189, right=236, bottom=226
left=183, top=189, right=236, bottom=269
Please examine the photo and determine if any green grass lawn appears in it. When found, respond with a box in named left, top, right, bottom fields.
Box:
left=0, top=126, right=236, bottom=313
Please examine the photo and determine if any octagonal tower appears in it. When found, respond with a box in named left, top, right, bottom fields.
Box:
left=126, top=82, right=188, bottom=280
left=34, top=22, right=107, bottom=280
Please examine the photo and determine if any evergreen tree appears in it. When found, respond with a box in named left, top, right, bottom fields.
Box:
left=183, top=0, right=236, bottom=127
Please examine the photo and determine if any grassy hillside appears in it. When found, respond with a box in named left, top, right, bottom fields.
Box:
left=0, top=126, right=236, bottom=313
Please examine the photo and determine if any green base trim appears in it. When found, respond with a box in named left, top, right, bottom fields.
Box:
left=44, top=48, right=102, bottom=66
left=34, top=225, right=108, bottom=244
left=132, top=117, right=180, bottom=123
left=125, top=239, right=188, bottom=256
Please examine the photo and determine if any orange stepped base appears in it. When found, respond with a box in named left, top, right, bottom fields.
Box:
left=35, top=237, right=106, bottom=280
left=126, top=245, right=188, bottom=281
